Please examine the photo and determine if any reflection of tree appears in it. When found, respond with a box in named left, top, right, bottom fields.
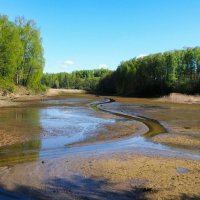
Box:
left=0, top=108, right=42, bottom=166
left=0, top=108, right=41, bottom=135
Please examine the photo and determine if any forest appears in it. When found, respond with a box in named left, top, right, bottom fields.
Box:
left=0, top=15, right=44, bottom=93
left=42, top=69, right=112, bottom=91
left=99, top=47, right=200, bottom=96
left=1, top=16, right=200, bottom=96
left=42, top=47, right=200, bottom=96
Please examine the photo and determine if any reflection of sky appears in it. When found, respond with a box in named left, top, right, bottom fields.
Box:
left=40, top=106, right=116, bottom=149
left=39, top=135, right=200, bottom=161
left=39, top=105, right=200, bottom=161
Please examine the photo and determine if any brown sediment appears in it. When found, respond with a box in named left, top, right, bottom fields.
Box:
left=0, top=88, right=89, bottom=108
left=0, top=99, right=19, bottom=107
left=95, top=100, right=167, bottom=138
left=152, top=134, right=200, bottom=152
left=67, top=120, right=147, bottom=147
left=78, top=153, right=200, bottom=200
left=0, top=152, right=199, bottom=200
left=0, top=94, right=200, bottom=199
left=89, top=120, right=146, bottom=141
left=66, top=98, right=165, bottom=147
left=46, top=88, right=87, bottom=96
left=0, top=130, right=26, bottom=147
left=100, top=99, right=200, bottom=151
left=158, top=92, right=200, bottom=104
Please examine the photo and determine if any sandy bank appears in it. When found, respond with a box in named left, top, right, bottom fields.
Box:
left=0, top=88, right=87, bottom=107
left=158, top=92, right=200, bottom=104
left=0, top=94, right=200, bottom=199
left=101, top=100, right=200, bottom=152
left=0, top=152, right=199, bottom=200
left=1, top=89, right=200, bottom=108
left=46, top=88, right=87, bottom=96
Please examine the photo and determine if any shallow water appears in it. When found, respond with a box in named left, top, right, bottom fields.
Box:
left=40, top=106, right=117, bottom=149
left=0, top=96, right=200, bottom=166
left=176, top=168, right=190, bottom=174
left=0, top=98, right=138, bottom=165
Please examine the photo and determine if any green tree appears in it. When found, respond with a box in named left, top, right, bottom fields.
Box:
left=0, top=16, right=23, bottom=81
left=15, top=17, right=44, bottom=90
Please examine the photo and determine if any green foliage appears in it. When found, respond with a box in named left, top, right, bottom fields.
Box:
left=0, top=15, right=44, bottom=92
left=42, top=69, right=112, bottom=91
left=0, top=16, right=23, bottom=79
left=99, top=47, right=200, bottom=96
left=0, top=78, right=15, bottom=93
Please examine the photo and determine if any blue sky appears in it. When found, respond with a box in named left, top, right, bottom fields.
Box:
left=1, top=0, right=200, bottom=73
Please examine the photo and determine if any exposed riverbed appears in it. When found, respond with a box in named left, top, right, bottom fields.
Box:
left=0, top=94, right=200, bottom=200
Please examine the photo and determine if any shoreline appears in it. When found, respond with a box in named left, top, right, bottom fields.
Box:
left=1, top=89, right=200, bottom=108
left=0, top=92, right=200, bottom=199
left=157, top=92, right=200, bottom=104
left=0, top=88, right=88, bottom=107
left=1, top=91, right=200, bottom=152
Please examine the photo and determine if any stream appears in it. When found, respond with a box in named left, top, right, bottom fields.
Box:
left=0, top=97, right=200, bottom=166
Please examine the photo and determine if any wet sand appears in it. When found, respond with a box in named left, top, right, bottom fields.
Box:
left=101, top=99, right=200, bottom=152
left=0, top=88, right=87, bottom=108
left=0, top=94, right=200, bottom=199
left=0, top=152, right=199, bottom=200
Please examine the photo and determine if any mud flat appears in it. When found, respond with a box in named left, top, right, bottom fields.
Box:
left=101, top=97, right=200, bottom=152
left=0, top=152, right=199, bottom=200
left=0, top=88, right=87, bottom=108
left=0, top=94, right=200, bottom=199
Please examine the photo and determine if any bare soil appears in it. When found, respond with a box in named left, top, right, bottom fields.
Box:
left=0, top=152, right=199, bottom=200
left=100, top=99, right=200, bottom=152
left=0, top=93, right=200, bottom=199
left=0, top=88, right=87, bottom=107
left=158, top=92, right=200, bottom=104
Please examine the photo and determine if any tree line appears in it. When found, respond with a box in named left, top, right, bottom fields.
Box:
left=0, top=15, right=44, bottom=92
left=1, top=15, right=199, bottom=96
left=99, top=47, right=200, bottom=96
left=42, top=69, right=112, bottom=91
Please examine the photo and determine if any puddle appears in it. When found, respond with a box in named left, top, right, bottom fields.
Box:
left=176, top=168, right=190, bottom=174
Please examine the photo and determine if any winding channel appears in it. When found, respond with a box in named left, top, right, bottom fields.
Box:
left=93, top=98, right=167, bottom=137
left=0, top=98, right=200, bottom=166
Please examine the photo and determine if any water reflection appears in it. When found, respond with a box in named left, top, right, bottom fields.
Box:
left=1, top=98, right=200, bottom=167
left=0, top=102, right=118, bottom=166
left=40, top=106, right=116, bottom=149
left=0, top=108, right=42, bottom=166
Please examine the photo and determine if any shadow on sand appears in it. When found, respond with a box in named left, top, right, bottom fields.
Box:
left=0, top=175, right=199, bottom=200
left=0, top=175, right=155, bottom=200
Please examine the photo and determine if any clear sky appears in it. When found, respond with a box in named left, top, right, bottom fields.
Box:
left=0, top=0, right=200, bottom=73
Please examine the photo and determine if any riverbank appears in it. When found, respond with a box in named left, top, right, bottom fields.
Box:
left=0, top=93, right=200, bottom=199
left=1, top=91, right=200, bottom=151
left=0, top=88, right=88, bottom=107
left=101, top=99, right=200, bottom=153
left=1, top=88, right=200, bottom=108
left=0, top=151, right=199, bottom=200
left=158, top=92, right=200, bottom=104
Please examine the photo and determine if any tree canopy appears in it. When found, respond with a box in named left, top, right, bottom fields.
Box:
left=1, top=16, right=199, bottom=96
left=42, top=69, right=112, bottom=91
left=0, top=15, right=44, bottom=92
left=99, top=47, right=200, bottom=96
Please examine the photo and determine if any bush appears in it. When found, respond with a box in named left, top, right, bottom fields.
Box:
left=0, top=78, right=15, bottom=93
